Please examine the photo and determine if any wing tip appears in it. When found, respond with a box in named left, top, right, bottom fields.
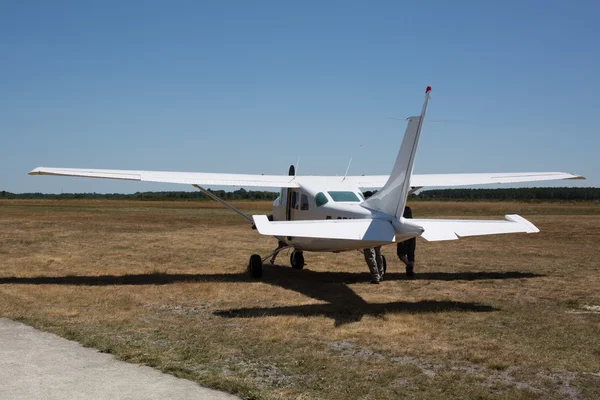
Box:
left=505, top=214, right=540, bottom=233
left=28, top=167, right=43, bottom=176
left=565, top=174, right=586, bottom=180
left=252, top=215, right=270, bottom=234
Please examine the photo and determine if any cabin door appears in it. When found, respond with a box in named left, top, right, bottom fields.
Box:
left=286, top=189, right=300, bottom=221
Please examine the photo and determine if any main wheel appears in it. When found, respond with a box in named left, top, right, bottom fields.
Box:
left=248, top=254, right=263, bottom=278
left=290, top=251, right=304, bottom=269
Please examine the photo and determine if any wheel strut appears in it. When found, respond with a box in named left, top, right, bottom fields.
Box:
left=262, top=243, right=293, bottom=264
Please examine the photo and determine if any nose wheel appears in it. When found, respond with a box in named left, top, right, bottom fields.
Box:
left=290, top=250, right=304, bottom=269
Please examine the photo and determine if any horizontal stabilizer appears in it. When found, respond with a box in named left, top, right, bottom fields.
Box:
left=252, top=215, right=396, bottom=242
left=413, top=214, right=539, bottom=241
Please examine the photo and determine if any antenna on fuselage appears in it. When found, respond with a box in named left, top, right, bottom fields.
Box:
left=342, top=157, right=352, bottom=181
left=295, top=157, right=300, bottom=176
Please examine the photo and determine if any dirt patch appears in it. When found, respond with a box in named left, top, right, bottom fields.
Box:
left=329, top=341, right=588, bottom=397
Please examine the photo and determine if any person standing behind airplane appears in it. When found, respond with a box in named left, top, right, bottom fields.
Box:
left=397, top=206, right=416, bottom=276
left=363, top=247, right=384, bottom=284
left=361, top=191, right=385, bottom=283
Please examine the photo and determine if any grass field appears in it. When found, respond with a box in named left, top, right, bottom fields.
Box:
left=1, top=199, right=599, bottom=399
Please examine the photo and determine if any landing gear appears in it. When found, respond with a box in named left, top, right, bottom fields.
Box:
left=248, top=254, right=263, bottom=279
left=290, top=250, right=304, bottom=269
left=269, top=241, right=288, bottom=265
left=382, top=255, right=387, bottom=275
left=248, top=244, right=295, bottom=278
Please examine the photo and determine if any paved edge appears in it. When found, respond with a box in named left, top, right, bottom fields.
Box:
left=0, top=318, right=241, bottom=400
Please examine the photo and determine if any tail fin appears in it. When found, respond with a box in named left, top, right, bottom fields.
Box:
left=363, top=86, right=431, bottom=219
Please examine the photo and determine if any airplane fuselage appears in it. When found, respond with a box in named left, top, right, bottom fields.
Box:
left=269, top=179, right=408, bottom=252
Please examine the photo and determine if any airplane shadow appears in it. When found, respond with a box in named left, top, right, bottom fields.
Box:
left=215, top=300, right=496, bottom=327
left=0, top=266, right=542, bottom=326
left=0, top=269, right=542, bottom=286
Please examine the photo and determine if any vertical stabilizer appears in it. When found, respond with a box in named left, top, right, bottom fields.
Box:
left=363, top=86, right=431, bottom=219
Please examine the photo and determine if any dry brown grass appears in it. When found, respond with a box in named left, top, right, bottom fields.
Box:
left=1, top=200, right=599, bottom=399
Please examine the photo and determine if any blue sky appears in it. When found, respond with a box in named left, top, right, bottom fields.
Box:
left=1, top=1, right=598, bottom=193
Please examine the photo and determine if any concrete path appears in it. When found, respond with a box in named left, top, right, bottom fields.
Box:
left=0, top=318, right=240, bottom=400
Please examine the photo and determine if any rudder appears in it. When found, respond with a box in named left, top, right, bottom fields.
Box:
left=362, top=86, right=431, bottom=219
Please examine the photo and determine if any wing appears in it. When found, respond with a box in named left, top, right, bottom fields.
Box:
left=252, top=215, right=396, bottom=241
left=343, top=172, right=585, bottom=189
left=29, top=167, right=583, bottom=190
left=408, top=172, right=585, bottom=187
left=341, top=172, right=585, bottom=189
left=29, top=167, right=300, bottom=188
left=412, top=214, right=539, bottom=241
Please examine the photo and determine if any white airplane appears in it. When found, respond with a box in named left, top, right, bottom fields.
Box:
left=30, top=87, right=584, bottom=278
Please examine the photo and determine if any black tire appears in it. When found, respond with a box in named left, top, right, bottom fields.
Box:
left=382, top=255, right=387, bottom=275
left=290, top=251, right=304, bottom=269
left=249, top=254, right=263, bottom=278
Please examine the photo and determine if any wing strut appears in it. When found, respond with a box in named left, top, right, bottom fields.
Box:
left=192, top=184, right=253, bottom=222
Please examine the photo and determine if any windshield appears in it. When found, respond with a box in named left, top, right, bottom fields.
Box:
left=315, top=192, right=328, bottom=207
left=328, top=191, right=360, bottom=202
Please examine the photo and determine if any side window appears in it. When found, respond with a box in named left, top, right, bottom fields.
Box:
left=291, top=191, right=298, bottom=209
left=300, top=194, right=309, bottom=210
left=274, top=188, right=284, bottom=206
left=315, top=192, right=328, bottom=207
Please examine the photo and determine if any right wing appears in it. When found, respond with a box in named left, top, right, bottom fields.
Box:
left=412, top=214, right=539, bottom=241
left=29, top=167, right=300, bottom=188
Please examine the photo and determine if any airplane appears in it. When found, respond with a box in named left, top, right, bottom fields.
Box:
left=29, top=86, right=584, bottom=279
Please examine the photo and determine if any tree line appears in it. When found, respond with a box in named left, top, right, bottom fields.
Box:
left=2, top=187, right=598, bottom=202
left=0, top=188, right=279, bottom=201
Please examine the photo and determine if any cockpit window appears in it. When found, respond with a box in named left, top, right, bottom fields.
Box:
left=328, top=191, right=360, bottom=202
left=315, top=192, right=328, bottom=207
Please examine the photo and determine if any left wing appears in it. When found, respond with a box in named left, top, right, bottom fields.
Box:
left=29, top=167, right=300, bottom=188
left=412, top=214, right=539, bottom=241
left=342, top=172, right=585, bottom=189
